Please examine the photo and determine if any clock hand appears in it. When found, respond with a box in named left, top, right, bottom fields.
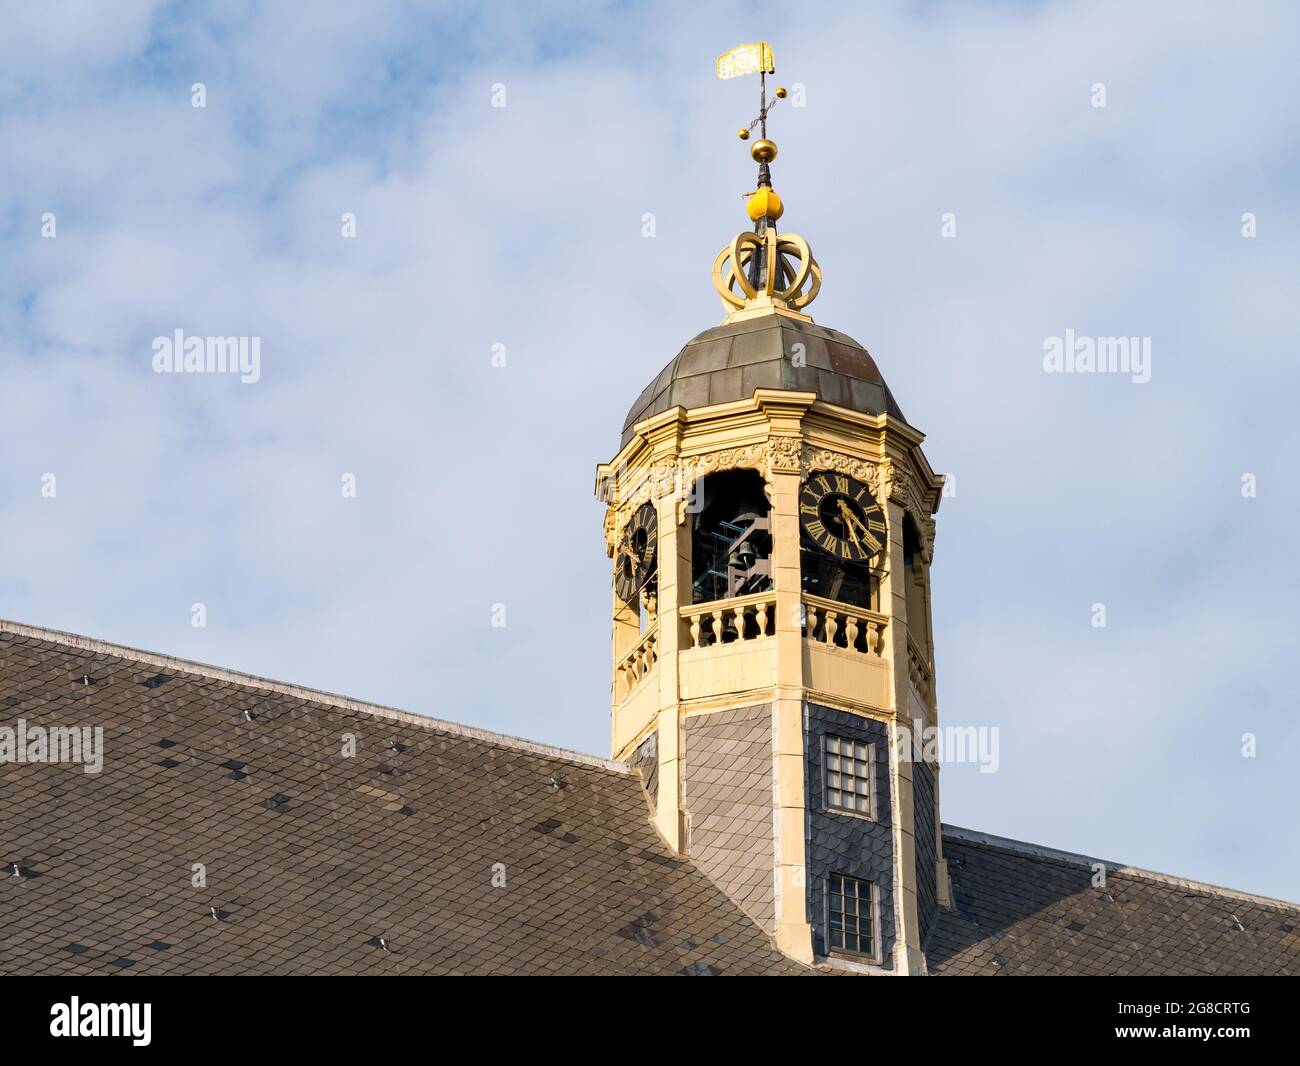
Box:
left=840, top=500, right=886, bottom=556
left=840, top=500, right=873, bottom=537
left=837, top=500, right=863, bottom=549
left=842, top=503, right=886, bottom=557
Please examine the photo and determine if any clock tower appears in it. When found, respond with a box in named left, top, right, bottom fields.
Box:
left=595, top=46, right=948, bottom=972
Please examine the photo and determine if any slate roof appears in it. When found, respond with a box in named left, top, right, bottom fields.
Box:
left=929, top=828, right=1300, bottom=976
left=0, top=622, right=804, bottom=976
left=621, top=314, right=908, bottom=446
left=2, top=618, right=1296, bottom=976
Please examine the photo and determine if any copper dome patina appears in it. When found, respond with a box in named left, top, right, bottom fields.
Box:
left=621, top=314, right=907, bottom=446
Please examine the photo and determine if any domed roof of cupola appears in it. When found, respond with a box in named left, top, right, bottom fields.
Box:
left=621, top=77, right=909, bottom=447
left=621, top=314, right=907, bottom=447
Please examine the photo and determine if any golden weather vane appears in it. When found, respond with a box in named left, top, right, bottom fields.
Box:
left=711, top=42, right=820, bottom=322
left=716, top=41, right=788, bottom=211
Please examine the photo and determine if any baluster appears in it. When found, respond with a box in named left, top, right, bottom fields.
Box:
left=806, top=605, right=819, bottom=640
left=712, top=609, right=725, bottom=644
left=866, top=620, right=880, bottom=655
left=737, top=605, right=751, bottom=641
left=824, top=610, right=839, bottom=646
left=689, top=612, right=702, bottom=648
left=755, top=600, right=768, bottom=637
left=845, top=615, right=859, bottom=652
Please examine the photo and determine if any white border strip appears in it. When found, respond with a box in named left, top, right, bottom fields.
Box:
left=0, top=618, right=631, bottom=774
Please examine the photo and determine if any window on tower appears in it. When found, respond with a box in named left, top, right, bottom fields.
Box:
left=823, top=734, right=874, bottom=818
left=826, top=874, right=876, bottom=959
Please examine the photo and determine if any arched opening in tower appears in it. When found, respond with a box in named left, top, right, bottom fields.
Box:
left=902, top=514, right=929, bottom=650
left=690, top=469, right=773, bottom=606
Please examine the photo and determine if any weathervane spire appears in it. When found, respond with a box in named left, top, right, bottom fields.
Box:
left=711, top=42, right=821, bottom=323
left=717, top=41, right=786, bottom=201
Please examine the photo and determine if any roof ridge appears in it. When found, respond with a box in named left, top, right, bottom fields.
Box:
left=0, top=618, right=631, bottom=775
left=943, top=824, right=1299, bottom=913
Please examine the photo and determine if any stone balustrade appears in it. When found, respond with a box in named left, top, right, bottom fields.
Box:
left=802, top=594, right=887, bottom=657
left=616, top=625, right=658, bottom=699
left=907, top=633, right=931, bottom=699
left=680, top=591, right=777, bottom=650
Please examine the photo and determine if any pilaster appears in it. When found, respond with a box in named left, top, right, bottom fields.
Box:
left=770, top=451, right=812, bottom=962
left=651, top=448, right=689, bottom=852
left=880, top=492, right=923, bottom=973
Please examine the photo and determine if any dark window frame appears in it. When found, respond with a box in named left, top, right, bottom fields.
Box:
left=825, top=873, right=879, bottom=962
left=821, top=733, right=876, bottom=820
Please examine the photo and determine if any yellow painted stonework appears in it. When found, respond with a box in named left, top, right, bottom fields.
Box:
left=802, top=641, right=891, bottom=709
left=596, top=332, right=948, bottom=970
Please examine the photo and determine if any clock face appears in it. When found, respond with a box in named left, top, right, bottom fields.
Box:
left=799, top=471, right=886, bottom=564
left=614, top=502, right=658, bottom=603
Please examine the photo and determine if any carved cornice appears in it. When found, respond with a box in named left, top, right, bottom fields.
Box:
left=683, top=442, right=770, bottom=479
left=801, top=445, right=883, bottom=494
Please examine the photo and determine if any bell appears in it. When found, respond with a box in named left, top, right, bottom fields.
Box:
left=730, top=540, right=757, bottom=569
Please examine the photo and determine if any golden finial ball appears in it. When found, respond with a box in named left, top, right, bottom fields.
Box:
left=750, top=138, right=778, bottom=163
left=746, top=186, right=784, bottom=223
left=775, top=86, right=788, bottom=99
left=737, top=128, right=750, bottom=141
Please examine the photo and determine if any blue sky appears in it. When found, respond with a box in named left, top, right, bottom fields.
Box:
left=3, top=0, right=1299, bottom=901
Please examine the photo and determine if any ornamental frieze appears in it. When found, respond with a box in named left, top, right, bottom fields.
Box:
left=603, top=505, right=618, bottom=556
left=769, top=435, right=802, bottom=474
left=800, top=445, right=883, bottom=493
left=612, top=441, right=776, bottom=530
left=671, top=443, right=772, bottom=524
left=608, top=438, right=936, bottom=546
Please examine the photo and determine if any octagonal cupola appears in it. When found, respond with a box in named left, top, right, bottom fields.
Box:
left=595, top=42, right=949, bottom=973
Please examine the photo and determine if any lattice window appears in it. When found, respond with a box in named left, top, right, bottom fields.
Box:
left=827, top=874, right=875, bottom=958
left=824, top=734, right=873, bottom=817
